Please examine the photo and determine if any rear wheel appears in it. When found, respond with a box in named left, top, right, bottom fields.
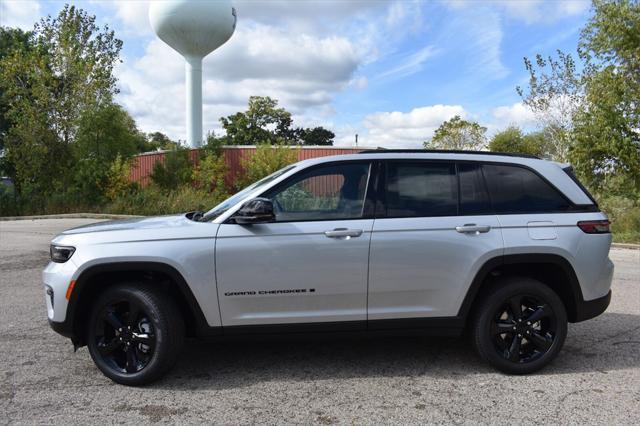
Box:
left=87, top=283, right=184, bottom=386
left=471, top=277, right=567, bottom=374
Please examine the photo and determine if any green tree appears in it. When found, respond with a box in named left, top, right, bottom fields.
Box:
left=0, top=27, right=31, bottom=178
left=75, top=103, right=147, bottom=163
left=489, top=126, right=555, bottom=158
left=425, top=116, right=487, bottom=150
left=570, top=0, right=640, bottom=196
left=235, top=143, right=298, bottom=190
left=295, top=126, right=335, bottom=146
left=103, top=155, right=137, bottom=201
left=0, top=5, right=122, bottom=195
left=150, top=147, right=193, bottom=191
left=220, top=96, right=294, bottom=145
left=146, top=132, right=179, bottom=151
left=516, top=50, right=584, bottom=162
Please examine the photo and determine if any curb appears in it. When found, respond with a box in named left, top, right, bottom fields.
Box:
left=0, top=213, right=143, bottom=221
left=611, top=243, right=640, bottom=250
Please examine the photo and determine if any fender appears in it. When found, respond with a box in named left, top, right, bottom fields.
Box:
left=457, top=253, right=585, bottom=322
left=62, top=261, right=217, bottom=345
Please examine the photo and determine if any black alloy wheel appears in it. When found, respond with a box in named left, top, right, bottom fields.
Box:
left=491, top=295, right=557, bottom=364
left=472, top=277, right=568, bottom=374
left=94, top=300, right=156, bottom=374
left=87, top=283, right=184, bottom=386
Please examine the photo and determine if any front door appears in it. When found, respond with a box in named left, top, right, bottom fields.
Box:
left=216, top=161, right=374, bottom=330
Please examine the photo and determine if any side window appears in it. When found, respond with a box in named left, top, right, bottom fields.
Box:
left=483, top=164, right=571, bottom=214
left=384, top=162, right=457, bottom=218
left=265, top=163, right=371, bottom=222
left=458, top=163, right=491, bottom=215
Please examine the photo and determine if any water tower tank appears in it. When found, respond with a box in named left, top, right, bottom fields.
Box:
left=149, top=0, right=237, bottom=147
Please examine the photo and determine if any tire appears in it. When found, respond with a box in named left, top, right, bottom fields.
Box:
left=471, top=277, right=567, bottom=374
left=86, top=283, right=185, bottom=386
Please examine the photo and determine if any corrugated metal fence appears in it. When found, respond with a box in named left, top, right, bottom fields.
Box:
left=129, top=146, right=364, bottom=188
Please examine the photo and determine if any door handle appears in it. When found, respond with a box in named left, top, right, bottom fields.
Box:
left=324, top=228, right=363, bottom=239
left=455, top=224, right=491, bottom=234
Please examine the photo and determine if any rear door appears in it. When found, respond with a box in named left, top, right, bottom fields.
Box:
left=367, top=161, right=504, bottom=323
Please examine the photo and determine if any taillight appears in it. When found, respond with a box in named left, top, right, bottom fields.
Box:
left=577, top=220, right=610, bottom=234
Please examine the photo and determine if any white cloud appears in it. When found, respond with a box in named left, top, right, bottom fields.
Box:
left=446, top=0, right=589, bottom=24
left=491, top=102, right=536, bottom=129
left=437, top=7, right=509, bottom=82
left=0, top=0, right=41, bottom=30
left=104, top=0, right=152, bottom=36
left=117, top=24, right=362, bottom=140
left=376, top=45, right=439, bottom=81
left=359, top=104, right=468, bottom=148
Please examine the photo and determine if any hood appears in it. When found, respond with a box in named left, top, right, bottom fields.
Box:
left=61, top=214, right=189, bottom=235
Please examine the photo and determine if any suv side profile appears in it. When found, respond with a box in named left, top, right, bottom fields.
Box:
left=44, top=151, right=613, bottom=385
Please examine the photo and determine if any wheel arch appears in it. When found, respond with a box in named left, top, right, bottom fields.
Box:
left=459, top=254, right=585, bottom=323
left=68, top=261, right=216, bottom=346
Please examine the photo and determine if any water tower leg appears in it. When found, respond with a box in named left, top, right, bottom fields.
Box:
left=185, top=56, right=203, bottom=147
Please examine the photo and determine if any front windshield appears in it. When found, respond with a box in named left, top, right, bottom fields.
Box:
left=201, top=164, right=297, bottom=221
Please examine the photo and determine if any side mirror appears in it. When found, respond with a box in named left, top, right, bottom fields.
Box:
left=232, top=198, right=275, bottom=225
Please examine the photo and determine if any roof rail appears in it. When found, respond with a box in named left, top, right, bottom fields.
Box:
left=358, top=149, right=540, bottom=159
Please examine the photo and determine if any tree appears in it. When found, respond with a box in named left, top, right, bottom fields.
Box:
left=489, top=126, right=555, bottom=158
left=146, top=132, right=179, bottom=151
left=150, top=147, right=193, bottom=191
left=516, top=50, right=584, bottom=162
left=570, top=0, right=640, bottom=196
left=425, top=116, right=487, bottom=150
left=220, top=96, right=294, bottom=145
left=0, top=5, right=122, bottom=195
left=235, top=143, right=298, bottom=190
left=295, top=126, right=335, bottom=146
left=75, top=103, right=148, bottom=163
left=0, top=27, right=31, bottom=174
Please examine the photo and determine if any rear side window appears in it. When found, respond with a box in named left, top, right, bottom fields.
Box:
left=385, top=162, right=457, bottom=217
left=482, top=164, right=571, bottom=214
left=458, top=163, right=491, bottom=215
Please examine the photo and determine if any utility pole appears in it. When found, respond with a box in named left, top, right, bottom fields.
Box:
left=355, top=134, right=358, bottom=147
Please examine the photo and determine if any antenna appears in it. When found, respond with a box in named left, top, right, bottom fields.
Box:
left=149, top=0, right=237, bottom=147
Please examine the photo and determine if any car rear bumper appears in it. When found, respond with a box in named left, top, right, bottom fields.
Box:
left=573, top=290, right=611, bottom=323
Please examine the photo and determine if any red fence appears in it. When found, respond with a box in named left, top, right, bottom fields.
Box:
left=129, top=146, right=364, bottom=188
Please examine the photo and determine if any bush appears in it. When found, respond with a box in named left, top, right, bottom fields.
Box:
left=235, top=142, right=298, bottom=190
left=150, top=148, right=193, bottom=190
left=192, top=152, right=228, bottom=200
left=103, top=155, right=137, bottom=201
left=103, top=185, right=225, bottom=216
left=599, top=196, right=640, bottom=243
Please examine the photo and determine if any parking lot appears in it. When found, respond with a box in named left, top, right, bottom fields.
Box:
left=0, top=218, right=638, bottom=424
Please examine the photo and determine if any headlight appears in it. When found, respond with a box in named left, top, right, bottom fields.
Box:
left=50, top=245, right=75, bottom=263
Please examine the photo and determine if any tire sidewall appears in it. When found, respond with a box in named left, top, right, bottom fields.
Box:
left=474, top=278, right=568, bottom=374
left=87, top=285, right=171, bottom=385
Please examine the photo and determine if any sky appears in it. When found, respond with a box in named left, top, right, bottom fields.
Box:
left=0, top=0, right=593, bottom=148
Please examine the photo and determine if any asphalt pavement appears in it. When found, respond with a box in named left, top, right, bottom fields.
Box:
left=0, top=219, right=638, bottom=424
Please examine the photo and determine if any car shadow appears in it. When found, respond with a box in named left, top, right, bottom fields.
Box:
left=153, top=312, right=640, bottom=390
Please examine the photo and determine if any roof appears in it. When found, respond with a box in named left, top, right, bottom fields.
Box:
left=359, top=149, right=540, bottom=159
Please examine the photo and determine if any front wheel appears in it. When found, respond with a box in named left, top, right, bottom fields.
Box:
left=471, top=277, right=567, bottom=374
left=87, top=283, right=184, bottom=386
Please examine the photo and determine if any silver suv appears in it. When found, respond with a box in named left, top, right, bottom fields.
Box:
left=44, top=150, right=614, bottom=385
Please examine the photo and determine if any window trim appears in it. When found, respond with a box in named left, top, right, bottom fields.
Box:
left=230, top=159, right=377, bottom=224
left=374, top=159, right=598, bottom=220
left=377, top=160, right=459, bottom=219
left=480, top=162, right=591, bottom=215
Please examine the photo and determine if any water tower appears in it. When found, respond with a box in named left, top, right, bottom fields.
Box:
left=149, top=0, right=237, bottom=147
